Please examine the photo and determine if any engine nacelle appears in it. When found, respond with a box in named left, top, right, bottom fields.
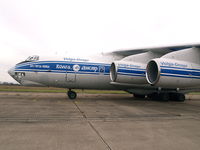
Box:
left=110, top=61, right=147, bottom=84
left=146, top=58, right=200, bottom=88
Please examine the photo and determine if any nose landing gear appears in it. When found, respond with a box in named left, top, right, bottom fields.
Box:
left=67, top=89, right=77, bottom=99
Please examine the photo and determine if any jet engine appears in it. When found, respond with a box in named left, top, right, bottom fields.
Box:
left=110, top=51, right=163, bottom=84
left=110, top=61, right=147, bottom=84
left=146, top=58, right=200, bottom=88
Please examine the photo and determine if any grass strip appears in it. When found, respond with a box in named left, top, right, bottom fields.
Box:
left=0, top=85, right=126, bottom=94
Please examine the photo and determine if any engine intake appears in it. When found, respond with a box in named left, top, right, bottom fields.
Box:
left=146, top=60, right=160, bottom=85
left=110, top=62, right=117, bottom=82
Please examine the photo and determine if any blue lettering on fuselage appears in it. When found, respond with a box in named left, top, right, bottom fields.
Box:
left=15, top=61, right=110, bottom=75
left=81, top=66, right=98, bottom=71
left=56, top=65, right=71, bottom=69
left=15, top=61, right=147, bottom=77
left=30, top=64, right=50, bottom=69
left=160, top=62, right=188, bottom=68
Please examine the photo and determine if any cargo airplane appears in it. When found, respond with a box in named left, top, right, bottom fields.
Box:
left=8, top=44, right=200, bottom=101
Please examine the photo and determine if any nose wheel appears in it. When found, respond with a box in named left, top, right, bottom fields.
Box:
left=67, top=90, right=77, bottom=99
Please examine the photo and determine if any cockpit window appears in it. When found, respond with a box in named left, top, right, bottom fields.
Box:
left=25, top=55, right=39, bottom=61
left=17, top=55, right=39, bottom=65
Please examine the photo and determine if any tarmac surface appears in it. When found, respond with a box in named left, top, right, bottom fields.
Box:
left=0, top=92, right=200, bottom=150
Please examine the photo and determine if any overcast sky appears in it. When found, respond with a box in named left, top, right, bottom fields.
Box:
left=1, top=0, right=200, bottom=83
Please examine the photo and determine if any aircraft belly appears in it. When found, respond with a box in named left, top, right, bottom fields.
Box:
left=27, top=72, right=115, bottom=89
left=75, top=74, right=115, bottom=89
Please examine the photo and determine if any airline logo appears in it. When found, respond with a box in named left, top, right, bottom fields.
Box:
left=73, top=65, right=80, bottom=72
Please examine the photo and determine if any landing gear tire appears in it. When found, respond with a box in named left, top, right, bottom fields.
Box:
left=147, top=93, right=157, bottom=100
left=177, top=93, right=185, bottom=102
left=67, top=90, right=77, bottom=99
left=159, top=93, right=169, bottom=101
left=147, top=93, right=169, bottom=101
left=134, top=94, right=145, bottom=99
left=170, top=93, right=185, bottom=102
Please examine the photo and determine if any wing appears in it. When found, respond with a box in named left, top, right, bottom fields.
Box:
left=110, top=43, right=200, bottom=57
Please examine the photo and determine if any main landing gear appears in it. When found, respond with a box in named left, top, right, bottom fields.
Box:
left=67, top=89, right=77, bottom=99
left=133, top=94, right=146, bottom=99
left=133, top=92, right=185, bottom=101
left=147, top=93, right=185, bottom=101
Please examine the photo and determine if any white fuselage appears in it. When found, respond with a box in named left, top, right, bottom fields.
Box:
left=8, top=54, right=123, bottom=90
left=8, top=47, right=200, bottom=97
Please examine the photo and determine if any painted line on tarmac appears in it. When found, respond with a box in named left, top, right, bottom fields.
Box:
left=73, top=100, right=112, bottom=150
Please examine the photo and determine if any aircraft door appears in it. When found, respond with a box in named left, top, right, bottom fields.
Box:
left=66, top=73, right=76, bottom=82
left=65, top=64, right=80, bottom=82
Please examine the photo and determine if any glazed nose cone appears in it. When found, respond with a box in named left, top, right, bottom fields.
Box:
left=8, top=67, right=15, bottom=76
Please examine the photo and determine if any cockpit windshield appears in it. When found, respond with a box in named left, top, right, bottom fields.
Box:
left=25, top=55, right=39, bottom=61
left=17, top=55, right=39, bottom=65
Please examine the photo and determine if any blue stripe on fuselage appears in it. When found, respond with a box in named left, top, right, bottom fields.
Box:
left=16, top=61, right=200, bottom=79
left=161, top=74, right=200, bottom=79
left=118, top=68, right=145, bottom=75
left=15, top=61, right=111, bottom=75
left=161, top=69, right=200, bottom=76
left=160, top=66, right=200, bottom=79
left=161, top=65, right=200, bottom=72
left=15, top=61, right=147, bottom=77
